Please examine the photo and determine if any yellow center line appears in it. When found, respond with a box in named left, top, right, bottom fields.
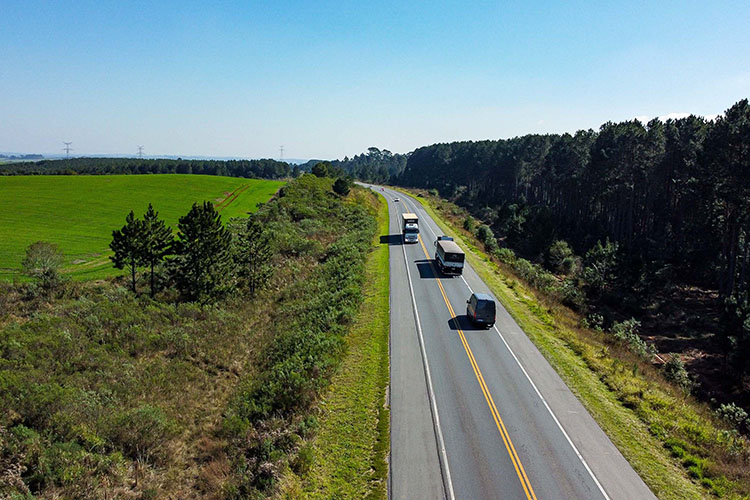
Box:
left=417, top=235, right=538, bottom=500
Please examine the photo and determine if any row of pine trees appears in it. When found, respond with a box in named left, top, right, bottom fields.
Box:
left=110, top=202, right=272, bottom=302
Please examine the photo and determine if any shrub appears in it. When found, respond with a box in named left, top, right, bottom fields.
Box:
left=333, top=177, right=352, bottom=196
left=663, top=354, right=693, bottom=392
left=560, top=255, right=580, bottom=275
left=21, top=241, right=67, bottom=297
left=463, top=216, right=476, bottom=233
left=582, top=239, right=619, bottom=296
left=428, top=188, right=439, bottom=196
left=547, top=240, right=574, bottom=274
left=558, top=278, right=585, bottom=311
left=611, top=318, right=655, bottom=360
left=477, top=224, right=499, bottom=253
left=290, top=443, right=314, bottom=474
left=108, top=406, right=178, bottom=464
left=582, top=312, right=604, bottom=332
left=311, top=162, right=329, bottom=177
left=716, top=403, right=750, bottom=432
left=495, top=247, right=516, bottom=264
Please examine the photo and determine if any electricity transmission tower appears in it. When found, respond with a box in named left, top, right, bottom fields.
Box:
left=137, top=146, right=144, bottom=159
left=279, top=145, right=284, bottom=161
left=63, top=142, right=73, bottom=159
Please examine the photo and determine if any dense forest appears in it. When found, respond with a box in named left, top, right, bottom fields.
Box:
left=319, top=147, right=409, bottom=182
left=0, top=157, right=294, bottom=179
left=396, top=99, right=750, bottom=395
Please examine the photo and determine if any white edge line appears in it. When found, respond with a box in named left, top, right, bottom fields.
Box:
left=382, top=187, right=456, bottom=500
left=397, top=187, right=611, bottom=500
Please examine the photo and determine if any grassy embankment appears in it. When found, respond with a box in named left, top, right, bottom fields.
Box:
left=397, top=187, right=750, bottom=500
left=0, top=174, right=283, bottom=280
left=0, top=176, right=378, bottom=499
left=275, top=191, right=390, bottom=500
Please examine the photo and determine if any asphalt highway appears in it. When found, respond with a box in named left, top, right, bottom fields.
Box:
left=362, top=184, right=657, bottom=500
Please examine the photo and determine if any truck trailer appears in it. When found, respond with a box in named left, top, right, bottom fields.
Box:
left=434, top=237, right=465, bottom=275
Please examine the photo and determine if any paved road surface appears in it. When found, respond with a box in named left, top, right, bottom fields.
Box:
left=362, top=184, right=657, bottom=500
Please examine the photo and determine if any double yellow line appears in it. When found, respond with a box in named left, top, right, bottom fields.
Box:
left=418, top=235, right=538, bottom=500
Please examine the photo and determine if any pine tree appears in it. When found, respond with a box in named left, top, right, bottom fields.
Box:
left=140, top=203, right=173, bottom=298
left=172, top=201, right=232, bottom=302
left=333, top=177, right=352, bottom=195
left=110, top=211, right=145, bottom=293
left=235, top=215, right=273, bottom=296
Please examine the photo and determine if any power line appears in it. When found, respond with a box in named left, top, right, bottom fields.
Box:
left=63, top=142, right=73, bottom=159
left=137, top=146, right=144, bottom=159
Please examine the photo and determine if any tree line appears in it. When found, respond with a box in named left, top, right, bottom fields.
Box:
left=396, top=99, right=750, bottom=379
left=0, top=157, right=295, bottom=179
left=328, top=146, right=409, bottom=183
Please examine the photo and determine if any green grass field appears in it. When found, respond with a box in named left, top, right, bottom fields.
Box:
left=0, top=174, right=284, bottom=280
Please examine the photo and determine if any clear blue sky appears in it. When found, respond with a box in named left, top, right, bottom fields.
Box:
left=2, top=0, right=749, bottom=159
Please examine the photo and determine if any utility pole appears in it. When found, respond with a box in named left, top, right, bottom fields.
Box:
left=137, top=146, right=144, bottom=159
left=279, top=145, right=284, bottom=161
left=63, top=142, right=73, bottom=159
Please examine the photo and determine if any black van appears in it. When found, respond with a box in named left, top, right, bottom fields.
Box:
left=466, top=293, right=496, bottom=328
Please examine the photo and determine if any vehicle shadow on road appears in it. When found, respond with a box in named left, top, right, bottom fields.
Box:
left=380, top=234, right=403, bottom=246
left=448, top=314, right=488, bottom=331
left=416, top=259, right=440, bottom=279
left=416, top=259, right=461, bottom=280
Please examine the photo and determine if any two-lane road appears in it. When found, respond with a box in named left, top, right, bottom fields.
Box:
left=364, top=184, right=656, bottom=500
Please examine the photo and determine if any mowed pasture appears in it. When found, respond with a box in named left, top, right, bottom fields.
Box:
left=0, top=174, right=284, bottom=280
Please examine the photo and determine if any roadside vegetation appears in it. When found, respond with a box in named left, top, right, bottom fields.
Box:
left=274, top=190, right=390, bottom=500
left=399, top=187, right=750, bottom=499
left=0, top=174, right=283, bottom=280
left=0, top=173, right=378, bottom=499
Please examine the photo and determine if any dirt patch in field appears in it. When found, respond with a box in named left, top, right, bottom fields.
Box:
left=215, top=184, right=249, bottom=212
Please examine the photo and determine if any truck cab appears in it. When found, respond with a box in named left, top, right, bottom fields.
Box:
left=402, top=213, right=419, bottom=244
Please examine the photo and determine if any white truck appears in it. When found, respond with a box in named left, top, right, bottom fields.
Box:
left=434, top=236, right=465, bottom=276
left=402, top=213, right=419, bottom=244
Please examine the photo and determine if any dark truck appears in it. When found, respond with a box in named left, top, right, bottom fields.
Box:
left=434, top=236, right=465, bottom=276
left=466, top=292, right=496, bottom=328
